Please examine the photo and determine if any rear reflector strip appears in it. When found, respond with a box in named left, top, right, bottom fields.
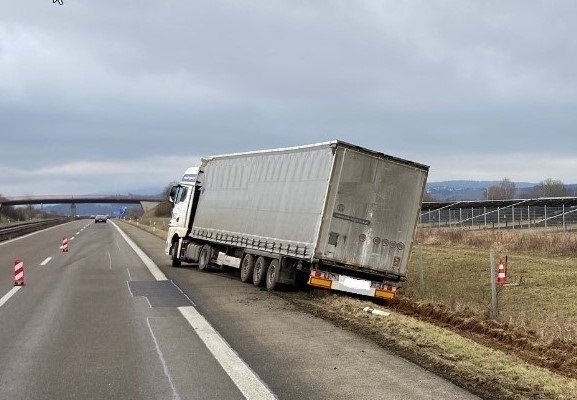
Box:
left=309, top=276, right=332, bottom=289
left=375, top=289, right=395, bottom=299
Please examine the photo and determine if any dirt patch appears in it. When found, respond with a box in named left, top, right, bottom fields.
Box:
left=389, top=296, right=577, bottom=380
left=279, top=291, right=577, bottom=400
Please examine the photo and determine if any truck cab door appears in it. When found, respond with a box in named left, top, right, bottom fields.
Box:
left=169, top=185, right=191, bottom=228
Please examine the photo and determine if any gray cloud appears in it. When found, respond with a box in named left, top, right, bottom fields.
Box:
left=1, top=1, right=576, bottom=195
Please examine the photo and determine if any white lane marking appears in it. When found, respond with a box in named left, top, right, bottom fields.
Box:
left=111, top=222, right=166, bottom=281
left=113, top=221, right=276, bottom=400
left=70, top=236, right=75, bottom=241
left=126, top=268, right=133, bottom=281
left=76, top=232, right=80, bottom=235
left=40, top=257, right=52, bottom=266
left=0, top=287, right=22, bottom=310
left=146, top=318, right=182, bottom=400
left=179, top=306, right=277, bottom=400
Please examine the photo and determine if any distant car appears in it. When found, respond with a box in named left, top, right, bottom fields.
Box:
left=94, top=215, right=107, bottom=223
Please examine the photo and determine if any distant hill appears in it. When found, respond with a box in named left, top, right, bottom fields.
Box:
left=426, top=181, right=577, bottom=201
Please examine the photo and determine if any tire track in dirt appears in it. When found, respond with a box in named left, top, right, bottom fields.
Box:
left=390, top=297, right=577, bottom=380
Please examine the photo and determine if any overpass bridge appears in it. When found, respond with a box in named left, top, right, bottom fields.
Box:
left=0, top=194, right=165, bottom=216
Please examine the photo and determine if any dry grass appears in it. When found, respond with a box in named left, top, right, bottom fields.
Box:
left=122, top=216, right=168, bottom=239
left=419, top=227, right=577, bottom=256
left=406, top=228, right=577, bottom=342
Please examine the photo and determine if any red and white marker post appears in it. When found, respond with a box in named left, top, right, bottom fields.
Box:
left=14, top=259, right=25, bottom=286
left=496, top=258, right=507, bottom=284
left=60, top=237, right=69, bottom=252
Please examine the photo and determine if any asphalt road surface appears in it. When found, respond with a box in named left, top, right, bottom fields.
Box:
left=0, top=219, right=479, bottom=400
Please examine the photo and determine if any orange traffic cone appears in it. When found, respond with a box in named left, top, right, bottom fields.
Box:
left=60, top=237, right=69, bottom=252
left=496, top=258, right=507, bottom=284
left=14, top=259, right=25, bottom=286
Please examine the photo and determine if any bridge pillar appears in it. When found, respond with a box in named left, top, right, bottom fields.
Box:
left=70, top=203, right=77, bottom=218
left=140, top=201, right=161, bottom=213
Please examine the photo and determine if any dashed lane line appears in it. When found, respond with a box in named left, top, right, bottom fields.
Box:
left=0, top=287, right=22, bottom=310
left=40, top=257, right=52, bottom=266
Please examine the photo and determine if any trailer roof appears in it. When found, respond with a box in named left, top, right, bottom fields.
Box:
left=202, top=140, right=429, bottom=172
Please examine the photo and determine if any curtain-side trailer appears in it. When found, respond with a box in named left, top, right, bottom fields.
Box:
left=165, top=140, right=428, bottom=299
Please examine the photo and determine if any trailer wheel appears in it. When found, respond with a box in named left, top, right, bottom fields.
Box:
left=198, top=244, right=212, bottom=271
left=252, top=256, right=269, bottom=286
left=170, top=242, right=182, bottom=268
left=240, top=254, right=255, bottom=283
left=265, top=259, right=280, bottom=291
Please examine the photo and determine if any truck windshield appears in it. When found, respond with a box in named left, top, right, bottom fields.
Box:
left=176, top=186, right=188, bottom=203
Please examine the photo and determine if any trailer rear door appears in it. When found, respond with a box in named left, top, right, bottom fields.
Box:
left=316, top=145, right=428, bottom=277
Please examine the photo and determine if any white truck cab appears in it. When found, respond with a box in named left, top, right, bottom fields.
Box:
left=166, top=166, right=199, bottom=264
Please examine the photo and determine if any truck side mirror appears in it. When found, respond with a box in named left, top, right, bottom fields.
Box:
left=168, top=185, right=179, bottom=203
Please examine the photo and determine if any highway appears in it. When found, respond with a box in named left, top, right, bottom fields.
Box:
left=0, top=220, right=479, bottom=400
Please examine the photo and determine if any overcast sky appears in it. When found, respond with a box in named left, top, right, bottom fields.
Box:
left=1, top=1, right=576, bottom=196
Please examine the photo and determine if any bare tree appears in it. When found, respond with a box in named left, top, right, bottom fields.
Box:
left=154, top=181, right=179, bottom=217
left=0, top=204, right=25, bottom=221
left=534, top=178, right=567, bottom=197
left=487, top=178, right=517, bottom=200
left=162, top=181, right=178, bottom=197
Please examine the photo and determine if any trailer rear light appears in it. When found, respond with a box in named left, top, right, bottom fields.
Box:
left=312, top=270, right=333, bottom=280
left=377, top=284, right=397, bottom=291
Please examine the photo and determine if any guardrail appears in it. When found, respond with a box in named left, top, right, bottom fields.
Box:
left=0, top=219, right=69, bottom=242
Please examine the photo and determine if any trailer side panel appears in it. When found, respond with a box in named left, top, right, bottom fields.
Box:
left=191, top=144, right=334, bottom=258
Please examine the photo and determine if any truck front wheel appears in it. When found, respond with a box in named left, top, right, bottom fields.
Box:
left=252, top=256, right=269, bottom=286
left=171, top=242, right=182, bottom=268
left=198, top=244, right=212, bottom=271
left=240, top=254, right=255, bottom=283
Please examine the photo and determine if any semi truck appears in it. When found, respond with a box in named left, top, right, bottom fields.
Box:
left=165, top=140, right=428, bottom=300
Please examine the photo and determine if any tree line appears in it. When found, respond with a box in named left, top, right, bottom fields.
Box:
left=0, top=195, right=57, bottom=222
left=486, top=178, right=569, bottom=200
left=422, top=178, right=572, bottom=202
